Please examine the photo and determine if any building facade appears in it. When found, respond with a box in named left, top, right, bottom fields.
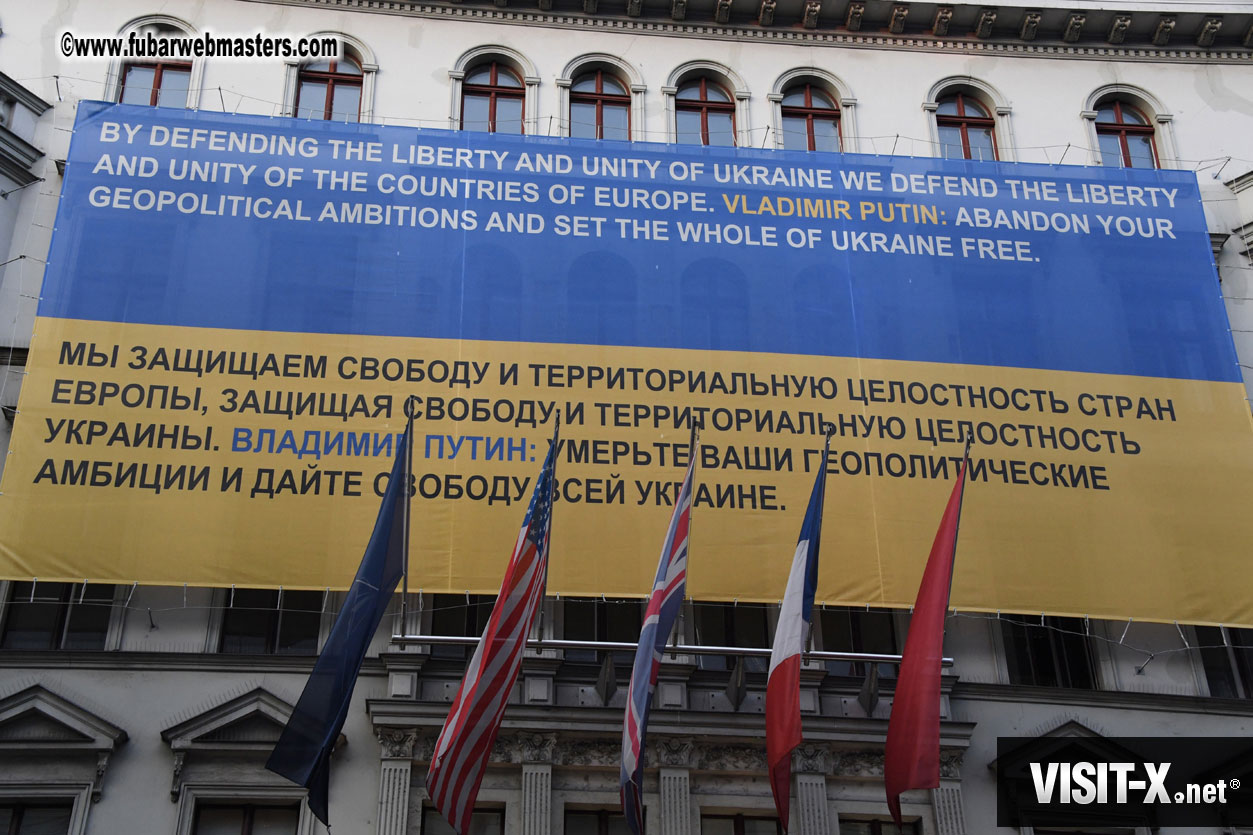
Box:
left=2, top=1, right=1253, bottom=833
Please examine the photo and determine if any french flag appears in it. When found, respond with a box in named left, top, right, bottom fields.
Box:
left=765, top=432, right=830, bottom=831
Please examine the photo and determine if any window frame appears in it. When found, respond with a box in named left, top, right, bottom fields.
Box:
left=699, top=812, right=783, bottom=835
left=209, top=588, right=327, bottom=656
left=1093, top=100, right=1159, bottom=169
left=118, top=61, right=193, bottom=108
left=293, top=57, right=363, bottom=122
left=673, top=76, right=737, bottom=147
left=421, top=805, right=504, bottom=834
left=1195, top=625, right=1253, bottom=698
left=105, top=17, right=204, bottom=108
left=0, top=786, right=90, bottom=835
left=461, top=61, right=526, bottom=135
left=999, top=614, right=1098, bottom=690
left=568, top=69, right=632, bottom=141
left=779, top=82, right=841, bottom=152
left=564, top=808, right=634, bottom=835
left=0, top=581, right=122, bottom=652
left=934, top=92, right=998, bottom=161
left=837, top=818, right=921, bottom=835
left=175, top=786, right=316, bottom=835
left=191, top=802, right=302, bottom=835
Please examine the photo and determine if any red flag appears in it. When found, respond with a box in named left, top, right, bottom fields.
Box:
left=883, top=451, right=970, bottom=827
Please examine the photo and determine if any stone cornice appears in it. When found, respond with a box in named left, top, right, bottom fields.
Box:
left=241, top=0, right=1253, bottom=64
left=952, top=681, right=1253, bottom=717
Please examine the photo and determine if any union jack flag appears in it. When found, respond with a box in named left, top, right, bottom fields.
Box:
left=620, top=429, right=698, bottom=834
left=426, top=425, right=558, bottom=835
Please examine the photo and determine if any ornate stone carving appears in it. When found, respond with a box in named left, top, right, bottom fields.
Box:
left=932, top=6, right=953, bottom=36
left=516, top=732, right=557, bottom=764
left=715, top=0, right=732, bottom=24
left=792, top=743, right=831, bottom=774
left=654, top=737, right=694, bottom=767
left=556, top=739, right=621, bottom=767
left=831, top=750, right=884, bottom=778
left=802, top=0, right=821, bottom=29
left=670, top=0, right=686, bottom=21
left=1151, top=15, right=1175, bottom=46
left=1063, top=12, right=1085, bottom=42
left=889, top=5, right=908, bottom=34
left=758, top=0, right=776, bottom=26
left=376, top=728, right=418, bottom=759
left=845, top=2, right=865, bottom=31
left=939, top=749, right=965, bottom=780
left=697, top=744, right=767, bottom=772
left=1107, top=15, right=1131, bottom=44
left=1019, top=11, right=1040, bottom=41
left=626, top=0, right=642, bottom=17
left=169, top=751, right=185, bottom=800
left=974, top=8, right=996, bottom=38
left=1196, top=16, right=1222, bottom=47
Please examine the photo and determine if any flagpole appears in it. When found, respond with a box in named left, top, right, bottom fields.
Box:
left=401, top=396, right=415, bottom=634
left=683, top=417, right=700, bottom=649
left=945, top=435, right=974, bottom=596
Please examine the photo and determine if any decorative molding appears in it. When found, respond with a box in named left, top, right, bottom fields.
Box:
left=715, top=0, right=732, bottom=24
left=1019, top=11, right=1040, bottom=41
left=655, top=737, right=694, bottom=768
left=376, top=727, right=418, bottom=759
left=889, top=4, right=909, bottom=35
left=1197, top=16, right=1223, bottom=47
left=671, top=0, right=687, bottom=21
left=0, top=684, right=128, bottom=801
left=518, top=732, right=558, bottom=763
left=974, top=8, right=996, bottom=38
left=845, top=2, right=865, bottom=31
left=245, top=0, right=1253, bottom=64
left=1152, top=16, right=1176, bottom=47
left=758, top=0, right=776, bottom=26
left=1063, top=12, right=1085, bottom=43
left=932, top=6, right=953, bottom=36
left=1107, top=15, right=1131, bottom=45
left=695, top=743, right=767, bottom=772
left=0, top=71, right=52, bottom=116
left=793, top=742, right=831, bottom=774
left=803, top=0, right=821, bottom=29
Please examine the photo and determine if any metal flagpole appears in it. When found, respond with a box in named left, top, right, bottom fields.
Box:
left=401, top=396, right=415, bottom=634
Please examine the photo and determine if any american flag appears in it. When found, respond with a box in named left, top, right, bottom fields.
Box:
left=620, top=431, right=698, bottom=834
left=426, top=426, right=557, bottom=835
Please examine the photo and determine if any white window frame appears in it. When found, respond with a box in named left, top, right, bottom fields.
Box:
left=281, top=32, right=378, bottom=123
left=769, top=67, right=858, bottom=154
left=0, top=580, right=127, bottom=651
left=663, top=61, right=750, bottom=147
left=557, top=54, right=646, bottom=142
left=1081, top=83, right=1178, bottom=170
left=449, top=45, right=540, bottom=135
left=204, top=587, right=333, bottom=654
left=175, top=784, right=319, bottom=835
left=103, top=15, right=205, bottom=109
left=923, top=76, right=1017, bottom=163
left=0, top=783, right=92, bottom=835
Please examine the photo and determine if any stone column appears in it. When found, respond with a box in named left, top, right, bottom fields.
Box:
left=655, top=738, right=694, bottom=835
left=792, top=744, right=831, bottom=835
left=517, top=733, right=557, bottom=835
left=932, top=751, right=967, bottom=835
left=376, top=728, right=417, bottom=835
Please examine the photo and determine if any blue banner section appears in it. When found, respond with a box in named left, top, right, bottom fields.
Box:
left=43, top=101, right=1236, bottom=382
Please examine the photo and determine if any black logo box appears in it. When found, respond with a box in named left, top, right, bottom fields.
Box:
left=995, top=736, right=1253, bottom=828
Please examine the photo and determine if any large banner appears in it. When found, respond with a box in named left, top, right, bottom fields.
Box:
left=2, top=101, right=1251, bottom=625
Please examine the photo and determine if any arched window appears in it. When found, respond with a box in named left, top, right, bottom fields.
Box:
left=119, top=60, right=191, bottom=108
left=569, top=70, right=630, bottom=141
left=935, top=93, right=997, bottom=161
left=294, top=57, right=363, bottom=122
left=1095, top=101, right=1158, bottom=168
left=461, top=61, right=525, bottom=134
left=675, top=77, right=735, bottom=147
left=780, top=82, right=840, bottom=152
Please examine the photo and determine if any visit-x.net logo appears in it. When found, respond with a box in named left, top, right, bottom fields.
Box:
left=997, top=737, right=1253, bottom=827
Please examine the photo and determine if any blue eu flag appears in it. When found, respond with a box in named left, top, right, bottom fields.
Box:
left=266, top=427, right=410, bottom=825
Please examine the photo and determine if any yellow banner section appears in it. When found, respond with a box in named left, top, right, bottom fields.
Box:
left=2, top=317, right=1252, bottom=626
